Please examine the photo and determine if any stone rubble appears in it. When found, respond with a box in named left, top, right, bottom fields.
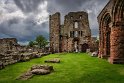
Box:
left=0, top=52, right=50, bottom=69
left=17, top=65, right=53, bottom=80
left=45, top=58, right=60, bottom=63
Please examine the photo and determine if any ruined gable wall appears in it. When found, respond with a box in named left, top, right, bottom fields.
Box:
left=62, top=11, right=91, bottom=52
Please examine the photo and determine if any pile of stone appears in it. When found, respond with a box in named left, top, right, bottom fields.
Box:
left=45, top=58, right=60, bottom=63
left=31, top=65, right=53, bottom=75
left=17, top=71, right=33, bottom=80
left=20, top=53, right=32, bottom=62
left=17, top=65, right=53, bottom=80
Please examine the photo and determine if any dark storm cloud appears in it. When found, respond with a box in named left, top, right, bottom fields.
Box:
left=13, top=0, right=44, bottom=13
left=0, top=0, right=109, bottom=45
left=0, top=17, right=49, bottom=43
left=47, top=0, right=87, bottom=13
left=47, top=0, right=109, bottom=36
left=0, top=0, right=49, bottom=45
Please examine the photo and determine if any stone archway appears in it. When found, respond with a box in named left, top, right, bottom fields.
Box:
left=103, top=13, right=111, bottom=56
left=99, top=13, right=111, bottom=58
left=109, top=0, right=124, bottom=63
left=98, top=0, right=124, bottom=64
left=81, top=43, right=89, bottom=52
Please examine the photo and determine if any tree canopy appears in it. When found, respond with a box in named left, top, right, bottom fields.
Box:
left=28, top=35, right=48, bottom=48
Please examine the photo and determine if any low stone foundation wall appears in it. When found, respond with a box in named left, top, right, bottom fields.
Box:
left=0, top=52, right=50, bottom=69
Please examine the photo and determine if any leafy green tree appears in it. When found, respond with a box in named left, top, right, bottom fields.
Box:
left=35, top=35, right=48, bottom=48
left=28, top=41, right=34, bottom=47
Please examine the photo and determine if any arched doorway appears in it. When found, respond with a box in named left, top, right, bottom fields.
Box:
left=103, top=13, right=111, bottom=56
left=73, top=38, right=79, bottom=52
left=81, top=43, right=89, bottom=52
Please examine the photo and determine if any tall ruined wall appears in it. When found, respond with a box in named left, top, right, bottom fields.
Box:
left=49, top=11, right=92, bottom=53
left=61, top=11, right=91, bottom=52
left=49, top=12, right=60, bottom=53
left=63, top=11, right=91, bottom=38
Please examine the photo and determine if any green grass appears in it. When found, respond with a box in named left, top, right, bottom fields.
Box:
left=0, top=53, right=124, bottom=83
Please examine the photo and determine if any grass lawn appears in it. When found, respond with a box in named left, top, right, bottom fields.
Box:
left=0, top=53, right=124, bottom=83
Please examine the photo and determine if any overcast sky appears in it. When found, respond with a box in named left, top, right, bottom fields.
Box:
left=0, top=0, right=109, bottom=45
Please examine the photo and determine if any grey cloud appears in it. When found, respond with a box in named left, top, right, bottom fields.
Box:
left=47, top=0, right=109, bottom=36
left=0, top=0, right=109, bottom=45
left=13, top=0, right=44, bottom=13
left=0, top=0, right=49, bottom=43
left=0, top=17, right=49, bottom=42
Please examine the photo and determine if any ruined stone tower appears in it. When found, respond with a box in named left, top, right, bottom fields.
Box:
left=50, top=11, right=91, bottom=53
left=49, top=12, right=60, bottom=53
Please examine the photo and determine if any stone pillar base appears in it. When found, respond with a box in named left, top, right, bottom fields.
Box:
left=98, top=54, right=109, bottom=59
left=108, top=58, right=124, bottom=64
left=101, top=56, right=109, bottom=59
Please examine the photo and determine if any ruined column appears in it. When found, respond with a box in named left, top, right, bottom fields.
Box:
left=109, top=22, right=124, bottom=64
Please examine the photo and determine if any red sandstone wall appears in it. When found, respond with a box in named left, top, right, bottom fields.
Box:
left=109, top=27, right=124, bottom=63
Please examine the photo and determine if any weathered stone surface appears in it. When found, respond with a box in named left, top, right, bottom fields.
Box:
left=98, top=0, right=124, bottom=63
left=49, top=12, right=60, bottom=53
left=109, top=27, right=124, bottom=64
left=31, top=65, right=54, bottom=71
left=49, top=11, right=92, bottom=53
left=17, top=71, right=33, bottom=80
left=20, top=54, right=31, bottom=62
left=0, top=52, right=50, bottom=70
left=31, top=69, right=50, bottom=75
left=45, top=58, right=60, bottom=63
left=0, top=38, right=18, bottom=54
left=17, top=65, right=53, bottom=80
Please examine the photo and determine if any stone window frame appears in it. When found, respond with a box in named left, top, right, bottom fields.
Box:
left=79, top=15, right=82, bottom=19
left=70, top=16, right=73, bottom=20
left=74, top=21, right=79, bottom=28
left=78, top=31, right=80, bottom=37
left=74, top=31, right=78, bottom=37
left=70, top=31, right=73, bottom=38
left=73, top=31, right=75, bottom=37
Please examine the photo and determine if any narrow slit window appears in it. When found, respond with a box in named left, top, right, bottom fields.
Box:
left=78, top=31, right=80, bottom=36
left=75, top=31, right=78, bottom=37
left=70, top=31, right=72, bottom=37
left=74, top=22, right=78, bottom=28
left=73, top=31, right=74, bottom=37
left=80, top=15, right=82, bottom=19
left=71, top=16, right=73, bottom=19
left=81, top=31, right=83, bottom=37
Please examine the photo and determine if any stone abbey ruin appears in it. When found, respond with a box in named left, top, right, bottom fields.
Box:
left=49, top=11, right=93, bottom=53
left=49, top=0, right=124, bottom=64
left=0, top=0, right=124, bottom=71
left=0, top=38, right=49, bottom=70
left=98, top=0, right=124, bottom=64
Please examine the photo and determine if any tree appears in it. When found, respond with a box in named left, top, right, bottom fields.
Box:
left=35, top=35, right=48, bottom=48
left=28, top=41, right=34, bottom=47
